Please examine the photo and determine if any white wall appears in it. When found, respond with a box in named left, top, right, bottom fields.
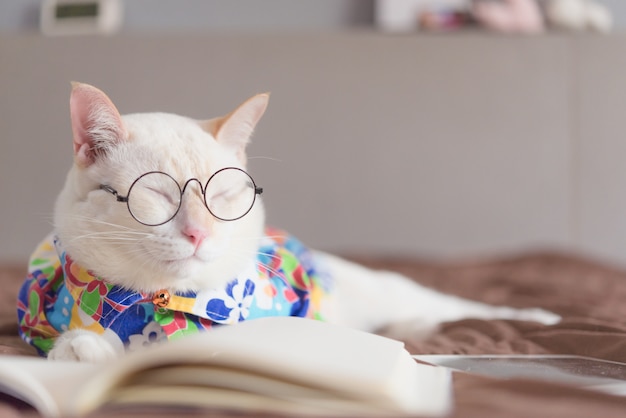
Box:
left=2, top=32, right=620, bottom=266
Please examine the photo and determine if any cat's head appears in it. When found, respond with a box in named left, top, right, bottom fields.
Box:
left=54, top=82, right=269, bottom=293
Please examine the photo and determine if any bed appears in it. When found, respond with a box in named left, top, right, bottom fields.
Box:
left=2, top=250, right=626, bottom=417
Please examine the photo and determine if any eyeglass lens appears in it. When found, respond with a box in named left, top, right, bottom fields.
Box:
left=126, top=168, right=257, bottom=226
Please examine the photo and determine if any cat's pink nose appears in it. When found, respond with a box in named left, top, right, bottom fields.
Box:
left=183, top=227, right=209, bottom=248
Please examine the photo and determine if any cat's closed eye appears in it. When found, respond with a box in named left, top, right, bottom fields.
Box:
left=209, top=187, right=242, bottom=203
left=146, top=186, right=180, bottom=206
left=207, top=188, right=242, bottom=211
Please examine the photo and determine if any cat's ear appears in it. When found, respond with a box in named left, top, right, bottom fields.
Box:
left=201, top=93, right=269, bottom=162
left=69, top=82, right=127, bottom=167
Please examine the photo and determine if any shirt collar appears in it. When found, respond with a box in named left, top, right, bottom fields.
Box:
left=54, top=235, right=281, bottom=326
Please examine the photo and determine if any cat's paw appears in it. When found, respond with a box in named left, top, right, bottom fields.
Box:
left=48, top=329, right=118, bottom=362
left=508, top=307, right=561, bottom=325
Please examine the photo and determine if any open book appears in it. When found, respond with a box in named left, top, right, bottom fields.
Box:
left=0, top=317, right=452, bottom=417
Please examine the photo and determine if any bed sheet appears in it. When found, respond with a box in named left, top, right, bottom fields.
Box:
left=2, top=250, right=626, bottom=417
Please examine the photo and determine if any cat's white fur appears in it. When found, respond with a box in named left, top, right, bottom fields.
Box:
left=48, top=83, right=560, bottom=361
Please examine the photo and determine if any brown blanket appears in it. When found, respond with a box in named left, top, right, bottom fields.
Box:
left=2, top=251, right=626, bottom=417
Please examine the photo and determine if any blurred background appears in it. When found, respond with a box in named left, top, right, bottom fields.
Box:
left=3, top=0, right=626, bottom=268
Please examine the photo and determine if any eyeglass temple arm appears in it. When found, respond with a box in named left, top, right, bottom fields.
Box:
left=100, top=185, right=129, bottom=203
left=255, top=187, right=263, bottom=195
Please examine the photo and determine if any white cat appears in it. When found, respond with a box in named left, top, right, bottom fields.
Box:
left=17, top=83, right=559, bottom=362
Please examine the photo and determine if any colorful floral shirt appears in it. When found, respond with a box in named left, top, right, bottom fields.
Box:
left=17, top=228, right=332, bottom=357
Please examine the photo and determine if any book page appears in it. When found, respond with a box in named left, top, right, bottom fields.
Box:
left=74, top=317, right=452, bottom=416
left=106, top=362, right=445, bottom=416
left=0, top=356, right=98, bottom=417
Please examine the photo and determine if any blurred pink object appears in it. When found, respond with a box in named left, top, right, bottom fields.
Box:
left=418, top=9, right=473, bottom=31
left=472, top=0, right=545, bottom=34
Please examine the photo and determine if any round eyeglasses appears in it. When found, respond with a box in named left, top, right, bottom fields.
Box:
left=100, top=167, right=263, bottom=226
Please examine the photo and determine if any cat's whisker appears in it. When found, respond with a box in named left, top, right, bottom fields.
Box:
left=77, top=229, right=150, bottom=236
left=98, top=292, right=152, bottom=322
left=73, top=235, right=148, bottom=243
left=229, top=234, right=285, bottom=243
left=255, top=262, right=284, bottom=280
left=69, top=232, right=146, bottom=241
left=67, top=233, right=149, bottom=246
left=41, top=215, right=56, bottom=229
left=123, top=246, right=163, bottom=263
left=67, top=215, right=138, bottom=232
left=255, top=251, right=284, bottom=263
left=254, top=260, right=283, bottom=277
left=247, top=155, right=282, bottom=162
left=224, top=250, right=285, bottom=280
left=131, top=246, right=169, bottom=273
